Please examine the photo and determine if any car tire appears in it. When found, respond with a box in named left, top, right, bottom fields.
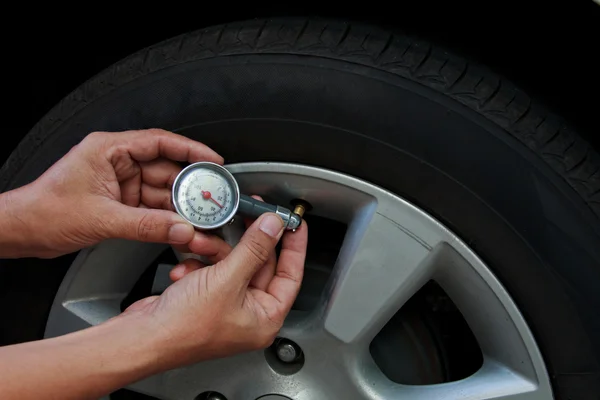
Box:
left=1, top=18, right=599, bottom=398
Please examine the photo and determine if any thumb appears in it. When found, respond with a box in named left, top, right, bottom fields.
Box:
left=109, top=205, right=195, bottom=245
left=222, top=213, right=284, bottom=283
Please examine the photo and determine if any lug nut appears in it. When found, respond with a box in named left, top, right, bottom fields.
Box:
left=265, top=338, right=305, bottom=375
left=275, top=339, right=301, bottom=363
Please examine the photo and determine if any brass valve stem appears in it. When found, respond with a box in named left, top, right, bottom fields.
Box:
left=290, top=199, right=312, bottom=227
left=293, top=204, right=307, bottom=218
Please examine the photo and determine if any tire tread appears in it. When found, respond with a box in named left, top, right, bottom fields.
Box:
left=2, top=18, right=598, bottom=218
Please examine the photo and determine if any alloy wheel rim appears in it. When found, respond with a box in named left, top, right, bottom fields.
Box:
left=45, top=162, right=553, bottom=400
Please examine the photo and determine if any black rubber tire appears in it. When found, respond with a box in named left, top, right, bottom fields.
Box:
left=1, top=18, right=599, bottom=398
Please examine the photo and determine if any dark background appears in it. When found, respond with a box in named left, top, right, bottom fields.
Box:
left=3, top=0, right=599, bottom=165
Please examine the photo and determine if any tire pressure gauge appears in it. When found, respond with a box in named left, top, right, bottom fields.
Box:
left=172, top=162, right=240, bottom=230
left=172, top=162, right=304, bottom=231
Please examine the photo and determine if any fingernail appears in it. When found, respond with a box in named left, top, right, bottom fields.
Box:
left=168, top=223, right=194, bottom=243
left=170, top=265, right=185, bottom=280
left=259, top=214, right=284, bottom=238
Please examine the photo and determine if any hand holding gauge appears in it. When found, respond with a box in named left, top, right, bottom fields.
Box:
left=171, top=162, right=307, bottom=231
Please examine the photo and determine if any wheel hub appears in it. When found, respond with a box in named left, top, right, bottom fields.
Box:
left=44, top=162, right=553, bottom=399
left=274, top=338, right=302, bottom=364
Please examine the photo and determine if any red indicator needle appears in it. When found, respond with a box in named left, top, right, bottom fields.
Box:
left=201, top=190, right=223, bottom=208
left=210, top=198, right=224, bottom=208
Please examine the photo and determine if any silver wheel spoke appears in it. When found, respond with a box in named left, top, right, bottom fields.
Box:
left=432, top=244, right=544, bottom=380
left=321, top=209, right=438, bottom=344
left=45, top=239, right=167, bottom=338
left=360, top=359, right=543, bottom=400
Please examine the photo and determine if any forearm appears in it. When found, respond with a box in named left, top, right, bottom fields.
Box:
left=0, top=313, right=163, bottom=400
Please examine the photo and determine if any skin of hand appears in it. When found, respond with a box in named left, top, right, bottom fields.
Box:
left=0, top=128, right=225, bottom=258
left=0, top=212, right=307, bottom=400
left=126, top=211, right=308, bottom=367
left=0, top=129, right=309, bottom=399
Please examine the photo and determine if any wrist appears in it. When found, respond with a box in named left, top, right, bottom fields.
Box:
left=0, top=186, right=38, bottom=258
left=118, top=306, right=213, bottom=373
left=70, top=311, right=167, bottom=384
left=0, top=308, right=171, bottom=400
left=107, top=309, right=184, bottom=376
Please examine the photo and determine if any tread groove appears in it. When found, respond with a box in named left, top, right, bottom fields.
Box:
left=536, top=116, right=546, bottom=129
left=448, top=64, right=468, bottom=89
left=543, top=127, right=561, bottom=146
left=504, top=92, right=517, bottom=110
left=141, top=49, right=150, bottom=72
left=176, top=34, right=185, bottom=55
left=338, top=24, right=351, bottom=46
left=568, top=151, right=588, bottom=173
left=360, top=33, right=370, bottom=51
left=414, top=45, right=432, bottom=74
left=563, top=139, right=577, bottom=155
left=376, top=34, right=393, bottom=61
left=438, top=58, right=449, bottom=75
left=481, top=80, right=502, bottom=108
left=401, top=41, right=412, bottom=59
left=514, top=100, right=532, bottom=125
left=256, top=20, right=267, bottom=46
left=473, top=76, right=483, bottom=90
left=318, top=24, right=329, bottom=42
left=294, top=19, right=309, bottom=47
left=216, top=24, right=226, bottom=45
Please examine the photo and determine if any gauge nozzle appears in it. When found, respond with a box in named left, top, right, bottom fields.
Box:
left=287, top=212, right=302, bottom=231
left=237, top=194, right=305, bottom=231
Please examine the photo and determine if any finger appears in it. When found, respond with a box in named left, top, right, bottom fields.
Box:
left=171, top=231, right=233, bottom=264
left=170, top=259, right=205, bottom=282
left=119, top=164, right=142, bottom=207
left=140, top=158, right=182, bottom=188
left=140, top=184, right=174, bottom=211
left=105, top=203, right=195, bottom=245
left=221, top=213, right=284, bottom=285
left=250, top=252, right=278, bottom=291
left=245, top=195, right=277, bottom=291
left=266, top=220, right=308, bottom=312
left=101, top=129, right=224, bottom=165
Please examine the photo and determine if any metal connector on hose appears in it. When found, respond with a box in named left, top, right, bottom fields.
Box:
left=276, top=207, right=302, bottom=231
left=237, top=194, right=304, bottom=231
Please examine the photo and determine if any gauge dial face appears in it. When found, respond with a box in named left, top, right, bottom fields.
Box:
left=172, top=162, right=240, bottom=230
